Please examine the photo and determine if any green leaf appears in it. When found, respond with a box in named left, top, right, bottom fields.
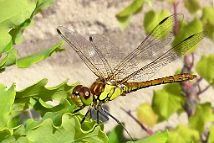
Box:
left=152, top=84, right=184, bottom=121
left=127, top=131, right=168, bottom=143
left=0, top=0, right=57, bottom=70
left=136, top=103, right=158, bottom=127
left=0, top=84, right=16, bottom=128
left=167, top=124, right=200, bottom=143
left=5, top=114, right=108, bottom=143
left=202, top=6, right=214, bottom=41
left=4, top=47, right=17, bottom=67
left=143, top=10, right=170, bottom=34
left=184, top=0, right=200, bottom=14
left=35, top=99, right=76, bottom=124
left=108, top=124, right=125, bottom=143
left=0, top=0, right=36, bottom=49
left=116, top=0, right=151, bottom=30
left=196, top=54, right=214, bottom=85
left=202, top=6, right=214, bottom=25
left=16, top=41, right=64, bottom=68
left=189, top=103, right=214, bottom=134
left=15, top=79, right=73, bottom=110
left=208, top=124, right=214, bottom=143
left=173, top=18, right=203, bottom=53
left=35, top=0, right=56, bottom=13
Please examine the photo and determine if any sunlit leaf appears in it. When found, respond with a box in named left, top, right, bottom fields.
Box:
left=143, top=10, right=170, bottom=34
left=127, top=131, right=168, bottom=143
left=167, top=124, right=200, bottom=143
left=196, top=54, right=214, bottom=86
left=116, top=0, right=152, bottom=30
left=35, top=0, right=56, bottom=13
left=152, top=84, right=184, bottom=121
left=108, top=124, right=125, bottom=143
left=0, top=0, right=57, bottom=69
left=15, top=79, right=73, bottom=110
left=202, top=6, right=214, bottom=41
left=0, top=84, right=16, bottom=128
left=35, top=99, right=76, bottom=124
left=208, top=124, right=214, bottom=143
left=0, top=0, right=36, bottom=48
left=173, top=17, right=203, bottom=53
left=0, top=128, right=13, bottom=142
left=7, top=114, right=108, bottom=143
left=189, top=103, right=214, bottom=134
left=137, top=103, right=158, bottom=127
left=184, top=0, right=200, bottom=14
left=16, top=41, right=64, bottom=68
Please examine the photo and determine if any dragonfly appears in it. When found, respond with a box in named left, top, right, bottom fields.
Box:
left=57, top=14, right=204, bottom=129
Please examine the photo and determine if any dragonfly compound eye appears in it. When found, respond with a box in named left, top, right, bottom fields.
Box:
left=73, top=85, right=83, bottom=96
left=79, top=87, right=93, bottom=106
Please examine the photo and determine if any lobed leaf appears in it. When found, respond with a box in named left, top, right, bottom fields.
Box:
left=136, top=103, right=158, bottom=127
left=208, top=124, right=214, bottom=143
left=15, top=78, right=73, bottom=110
left=2, top=114, right=108, bottom=143
left=184, top=0, right=200, bottom=14
left=196, top=54, right=214, bottom=86
left=202, top=6, right=214, bottom=41
left=108, top=124, right=125, bottom=143
left=16, top=41, right=64, bottom=68
left=167, top=124, right=200, bottom=143
left=188, top=103, right=214, bottom=134
left=143, top=10, right=170, bottom=34
left=173, top=17, right=203, bottom=53
left=0, top=84, right=16, bottom=128
left=152, top=84, right=184, bottom=121
left=0, top=0, right=58, bottom=70
left=116, top=0, right=152, bottom=30
left=127, top=131, right=168, bottom=143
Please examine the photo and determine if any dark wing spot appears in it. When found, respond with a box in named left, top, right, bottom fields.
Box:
left=159, top=16, right=169, bottom=25
left=89, top=36, right=93, bottom=42
left=56, top=28, right=62, bottom=35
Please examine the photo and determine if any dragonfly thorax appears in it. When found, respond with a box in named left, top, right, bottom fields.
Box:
left=71, top=80, right=125, bottom=107
left=90, top=80, right=124, bottom=103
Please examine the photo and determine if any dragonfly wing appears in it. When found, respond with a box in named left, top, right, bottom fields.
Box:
left=111, top=14, right=183, bottom=81
left=57, top=26, right=113, bottom=79
left=88, top=34, right=123, bottom=78
left=120, top=31, right=205, bottom=83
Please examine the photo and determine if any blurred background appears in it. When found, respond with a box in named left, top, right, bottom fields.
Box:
left=1, top=0, right=214, bottom=140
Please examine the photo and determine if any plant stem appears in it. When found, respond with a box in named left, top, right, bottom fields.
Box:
left=121, top=107, right=153, bottom=135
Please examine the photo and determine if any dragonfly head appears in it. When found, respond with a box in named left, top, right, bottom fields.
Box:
left=72, top=85, right=93, bottom=106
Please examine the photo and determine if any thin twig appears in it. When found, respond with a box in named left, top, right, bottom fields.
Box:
left=121, top=107, right=153, bottom=135
left=197, top=85, right=211, bottom=95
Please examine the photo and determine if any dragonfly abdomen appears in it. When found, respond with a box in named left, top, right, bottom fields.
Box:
left=124, top=73, right=196, bottom=93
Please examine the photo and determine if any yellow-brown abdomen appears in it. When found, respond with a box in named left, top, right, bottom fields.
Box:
left=124, top=73, right=196, bottom=93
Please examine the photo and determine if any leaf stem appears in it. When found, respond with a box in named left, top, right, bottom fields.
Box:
left=121, top=107, right=153, bottom=135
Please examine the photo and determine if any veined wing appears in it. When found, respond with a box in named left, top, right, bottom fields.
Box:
left=87, top=34, right=124, bottom=78
left=110, top=14, right=183, bottom=81
left=120, top=32, right=205, bottom=83
left=57, top=26, right=114, bottom=79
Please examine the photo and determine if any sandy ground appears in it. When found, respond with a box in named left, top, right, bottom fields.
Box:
left=0, top=0, right=214, bottom=139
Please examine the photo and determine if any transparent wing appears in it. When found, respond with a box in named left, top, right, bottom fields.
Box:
left=57, top=26, right=114, bottom=79
left=120, top=32, right=205, bottom=83
left=88, top=34, right=124, bottom=78
left=111, top=14, right=183, bottom=81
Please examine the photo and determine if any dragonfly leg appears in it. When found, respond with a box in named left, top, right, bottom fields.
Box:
left=73, top=106, right=85, bottom=113
left=100, top=107, right=134, bottom=141
left=97, top=109, right=100, bottom=124
left=97, top=108, right=109, bottom=121
left=80, top=108, right=91, bottom=124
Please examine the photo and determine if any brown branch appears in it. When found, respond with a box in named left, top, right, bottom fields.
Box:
left=197, top=84, right=211, bottom=95
left=121, top=107, right=153, bottom=135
